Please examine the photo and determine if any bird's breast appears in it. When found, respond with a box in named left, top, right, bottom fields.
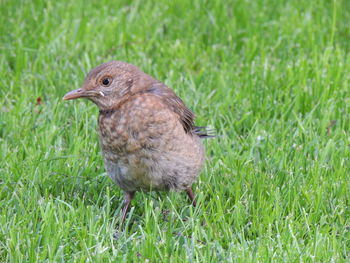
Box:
left=98, top=112, right=141, bottom=155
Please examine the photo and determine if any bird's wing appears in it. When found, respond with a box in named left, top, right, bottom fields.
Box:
left=144, top=83, right=195, bottom=134
left=142, top=83, right=215, bottom=138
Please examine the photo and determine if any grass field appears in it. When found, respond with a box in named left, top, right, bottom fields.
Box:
left=1, top=0, right=349, bottom=262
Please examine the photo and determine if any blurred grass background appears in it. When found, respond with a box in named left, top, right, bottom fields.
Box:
left=0, top=0, right=349, bottom=262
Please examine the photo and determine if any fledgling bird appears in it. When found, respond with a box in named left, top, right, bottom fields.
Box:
left=63, top=61, right=212, bottom=226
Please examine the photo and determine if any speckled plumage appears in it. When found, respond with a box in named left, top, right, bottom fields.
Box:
left=99, top=93, right=204, bottom=192
left=63, top=61, right=208, bottom=227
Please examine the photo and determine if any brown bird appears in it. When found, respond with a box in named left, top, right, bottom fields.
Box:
left=63, top=61, right=211, bottom=227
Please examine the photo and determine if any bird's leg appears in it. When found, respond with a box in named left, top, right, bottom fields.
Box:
left=186, top=187, right=197, bottom=207
left=120, top=191, right=135, bottom=229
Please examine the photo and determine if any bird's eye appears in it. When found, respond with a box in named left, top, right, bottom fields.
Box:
left=101, top=77, right=112, bottom=86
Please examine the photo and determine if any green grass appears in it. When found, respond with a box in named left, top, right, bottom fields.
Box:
left=1, top=0, right=349, bottom=261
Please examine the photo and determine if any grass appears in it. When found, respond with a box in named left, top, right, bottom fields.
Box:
left=0, top=0, right=349, bottom=261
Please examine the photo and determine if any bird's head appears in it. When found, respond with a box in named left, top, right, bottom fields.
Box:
left=63, top=61, right=155, bottom=110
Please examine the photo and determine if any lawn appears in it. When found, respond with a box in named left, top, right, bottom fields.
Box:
left=0, top=0, right=349, bottom=262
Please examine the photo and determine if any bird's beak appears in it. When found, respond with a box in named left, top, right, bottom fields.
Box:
left=63, top=88, right=88, bottom=100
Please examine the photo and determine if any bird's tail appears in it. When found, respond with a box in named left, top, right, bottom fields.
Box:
left=193, top=126, right=216, bottom=138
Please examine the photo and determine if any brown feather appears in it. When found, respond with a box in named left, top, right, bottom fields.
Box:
left=143, top=83, right=195, bottom=134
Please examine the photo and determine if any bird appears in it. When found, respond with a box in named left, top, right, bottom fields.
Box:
left=63, top=61, right=212, bottom=227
